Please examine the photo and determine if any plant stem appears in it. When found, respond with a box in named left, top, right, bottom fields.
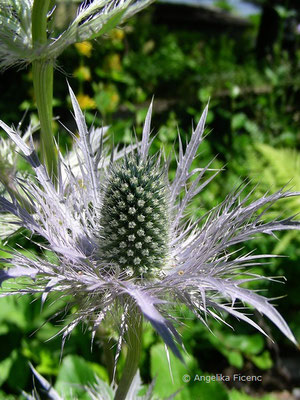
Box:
left=32, top=0, right=57, bottom=180
left=114, top=309, right=143, bottom=400
left=32, top=0, right=51, bottom=44
left=96, top=326, right=116, bottom=384
left=103, top=337, right=116, bottom=384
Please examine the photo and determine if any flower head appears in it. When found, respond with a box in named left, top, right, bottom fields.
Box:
left=99, top=152, right=169, bottom=278
left=0, top=0, right=33, bottom=69
left=0, top=85, right=300, bottom=360
left=0, top=0, right=153, bottom=70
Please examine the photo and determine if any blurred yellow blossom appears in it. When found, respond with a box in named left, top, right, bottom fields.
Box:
left=104, top=53, right=122, bottom=72
left=142, top=40, right=155, bottom=54
left=74, top=66, right=92, bottom=81
left=109, top=91, right=120, bottom=111
left=94, top=84, right=120, bottom=115
left=75, top=41, right=93, bottom=57
left=76, top=94, right=96, bottom=110
left=110, top=28, right=125, bottom=41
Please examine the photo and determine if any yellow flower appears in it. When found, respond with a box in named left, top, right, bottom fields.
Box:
left=110, top=28, right=125, bottom=41
left=74, top=41, right=93, bottom=57
left=142, top=40, right=155, bottom=54
left=104, top=54, right=122, bottom=72
left=73, top=66, right=91, bottom=81
left=109, top=92, right=120, bottom=111
left=76, top=94, right=96, bottom=110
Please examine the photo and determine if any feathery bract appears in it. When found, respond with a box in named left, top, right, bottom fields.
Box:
left=0, top=85, right=300, bottom=359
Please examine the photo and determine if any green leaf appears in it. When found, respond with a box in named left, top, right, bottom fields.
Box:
left=198, top=87, right=212, bottom=102
left=151, top=343, right=227, bottom=400
left=244, top=120, right=259, bottom=136
left=0, top=390, right=20, bottom=400
left=142, top=324, right=155, bottom=348
left=0, top=356, right=14, bottom=387
left=7, top=351, right=30, bottom=391
left=225, top=350, right=244, bottom=369
left=150, top=343, right=195, bottom=400
left=88, top=362, right=109, bottom=383
left=222, top=334, right=264, bottom=355
left=229, top=389, right=277, bottom=400
left=136, top=107, right=148, bottom=126
left=54, top=355, right=98, bottom=399
left=231, top=113, right=247, bottom=131
left=0, top=297, right=29, bottom=330
left=35, top=349, right=59, bottom=376
left=189, top=376, right=229, bottom=400
left=250, top=351, right=273, bottom=370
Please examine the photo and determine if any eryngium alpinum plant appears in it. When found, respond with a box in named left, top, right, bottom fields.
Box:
left=0, top=86, right=300, bottom=377
left=0, top=0, right=153, bottom=69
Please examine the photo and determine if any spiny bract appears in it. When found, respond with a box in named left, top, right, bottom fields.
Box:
left=0, top=84, right=300, bottom=360
left=0, top=0, right=153, bottom=70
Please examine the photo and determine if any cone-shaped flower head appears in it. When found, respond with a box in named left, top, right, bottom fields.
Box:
left=99, top=153, right=169, bottom=278
left=1, top=85, right=300, bottom=359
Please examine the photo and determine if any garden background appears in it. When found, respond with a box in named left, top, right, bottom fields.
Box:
left=0, top=0, right=299, bottom=399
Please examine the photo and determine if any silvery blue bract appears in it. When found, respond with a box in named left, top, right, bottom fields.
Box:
left=0, top=0, right=153, bottom=69
left=23, top=363, right=154, bottom=400
left=0, top=85, right=299, bottom=359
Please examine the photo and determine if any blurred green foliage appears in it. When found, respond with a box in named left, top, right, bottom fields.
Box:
left=0, top=2, right=300, bottom=398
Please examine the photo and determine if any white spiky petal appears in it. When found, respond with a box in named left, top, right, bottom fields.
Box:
left=0, top=85, right=300, bottom=360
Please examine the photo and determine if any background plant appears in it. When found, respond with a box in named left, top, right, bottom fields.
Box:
left=0, top=1, right=300, bottom=399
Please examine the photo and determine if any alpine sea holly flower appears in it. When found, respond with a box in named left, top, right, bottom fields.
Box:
left=0, top=0, right=154, bottom=181
left=24, top=364, right=155, bottom=400
left=0, top=123, right=39, bottom=238
left=0, top=86, right=300, bottom=389
left=0, top=122, right=108, bottom=239
left=0, top=0, right=153, bottom=70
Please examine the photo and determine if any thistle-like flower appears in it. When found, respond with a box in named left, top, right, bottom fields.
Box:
left=0, top=0, right=153, bottom=70
left=0, top=123, right=39, bottom=238
left=0, top=85, right=300, bottom=368
left=24, top=364, right=154, bottom=400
